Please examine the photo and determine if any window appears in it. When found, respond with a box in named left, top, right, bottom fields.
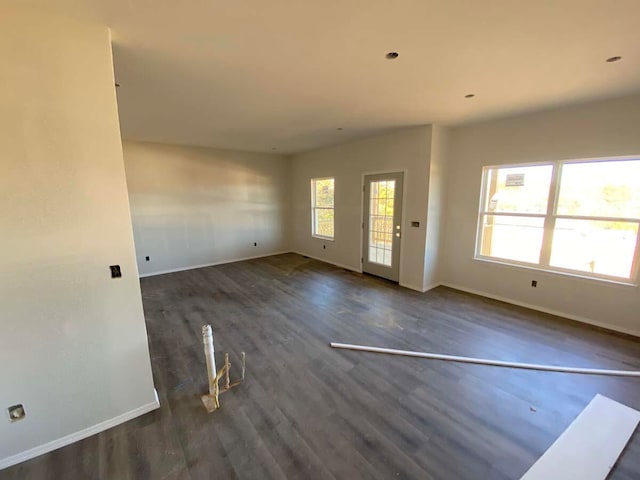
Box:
left=368, top=179, right=396, bottom=266
left=476, top=157, right=640, bottom=282
left=311, top=177, right=334, bottom=239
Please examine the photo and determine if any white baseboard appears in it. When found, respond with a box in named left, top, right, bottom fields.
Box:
left=292, top=251, right=362, bottom=273
left=422, top=282, right=440, bottom=293
left=399, top=282, right=424, bottom=292
left=0, top=390, right=160, bottom=471
left=400, top=282, right=441, bottom=293
left=139, top=251, right=292, bottom=278
left=441, top=282, right=640, bottom=338
left=292, top=254, right=439, bottom=293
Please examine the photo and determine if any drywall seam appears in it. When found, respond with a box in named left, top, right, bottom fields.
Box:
left=0, top=390, right=160, bottom=471
left=291, top=251, right=362, bottom=273
left=441, top=282, right=640, bottom=338
left=329, top=343, right=640, bottom=377
left=520, top=394, right=640, bottom=479
left=139, top=251, right=292, bottom=278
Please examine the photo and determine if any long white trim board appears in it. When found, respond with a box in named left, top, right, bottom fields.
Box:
left=329, top=343, right=640, bottom=377
left=520, top=394, right=640, bottom=480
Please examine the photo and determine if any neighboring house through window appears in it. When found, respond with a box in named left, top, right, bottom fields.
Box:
left=476, top=157, right=640, bottom=282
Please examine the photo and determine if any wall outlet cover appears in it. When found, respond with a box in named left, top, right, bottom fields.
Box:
left=8, top=404, right=25, bottom=422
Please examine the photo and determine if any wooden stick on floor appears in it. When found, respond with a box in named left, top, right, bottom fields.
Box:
left=227, top=353, right=246, bottom=388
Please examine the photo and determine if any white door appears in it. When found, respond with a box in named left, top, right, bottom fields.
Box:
left=362, top=172, right=404, bottom=282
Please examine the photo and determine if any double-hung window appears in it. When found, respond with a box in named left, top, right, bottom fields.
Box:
left=476, top=157, right=640, bottom=282
left=311, top=177, right=335, bottom=239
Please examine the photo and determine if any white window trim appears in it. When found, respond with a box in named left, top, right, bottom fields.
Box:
left=474, top=156, right=640, bottom=284
left=311, top=177, right=335, bottom=241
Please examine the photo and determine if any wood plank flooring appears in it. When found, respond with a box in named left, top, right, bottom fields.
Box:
left=2, top=253, right=640, bottom=479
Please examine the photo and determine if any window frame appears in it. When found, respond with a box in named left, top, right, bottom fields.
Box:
left=311, top=177, right=335, bottom=241
left=475, top=156, right=640, bottom=284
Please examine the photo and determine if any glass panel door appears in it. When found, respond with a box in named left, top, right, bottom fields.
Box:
left=362, top=172, right=404, bottom=282
left=368, top=180, right=395, bottom=266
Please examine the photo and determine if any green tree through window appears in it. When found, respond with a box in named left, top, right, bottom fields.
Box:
left=312, top=178, right=334, bottom=239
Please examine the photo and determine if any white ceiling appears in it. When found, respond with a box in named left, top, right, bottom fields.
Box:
left=10, top=0, right=640, bottom=153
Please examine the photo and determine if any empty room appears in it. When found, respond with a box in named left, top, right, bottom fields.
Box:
left=2, top=1, right=640, bottom=479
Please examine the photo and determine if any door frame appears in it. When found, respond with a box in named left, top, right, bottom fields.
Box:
left=359, top=169, right=408, bottom=282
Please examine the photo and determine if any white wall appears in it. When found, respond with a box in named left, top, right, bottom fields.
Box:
left=441, top=93, right=640, bottom=336
left=423, top=125, right=449, bottom=290
left=290, top=126, right=432, bottom=291
left=0, top=9, right=157, bottom=468
left=123, top=141, right=290, bottom=276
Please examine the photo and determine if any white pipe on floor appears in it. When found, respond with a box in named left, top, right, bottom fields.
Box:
left=203, top=325, right=217, bottom=394
left=330, top=342, right=640, bottom=377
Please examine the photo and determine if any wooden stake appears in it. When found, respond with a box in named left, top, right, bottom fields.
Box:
left=201, top=348, right=247, bottom=412
left=224, top=353, right=231, bottom=391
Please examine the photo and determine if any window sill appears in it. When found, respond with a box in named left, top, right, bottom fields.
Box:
left=312, top=235, right=335, bottom=242
left=473, top=256, right=638, bottom=287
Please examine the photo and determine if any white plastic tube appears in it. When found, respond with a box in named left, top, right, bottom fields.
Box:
left=330, top=342, right=640, bottom=377
left=203, top=325, right=217, bottom=394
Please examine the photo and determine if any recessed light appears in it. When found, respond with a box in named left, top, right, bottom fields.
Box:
left=385, top=52, right=399, bottom=59
left=465, top=93, right=475, bottom=98
left=606, top=56, right=622, bottom=63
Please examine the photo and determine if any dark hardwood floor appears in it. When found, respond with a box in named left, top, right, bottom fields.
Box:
left=3, top=253, right=640, bottom=479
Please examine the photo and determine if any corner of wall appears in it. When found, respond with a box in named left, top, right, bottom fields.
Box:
left=1, top=9, right=156, bottom=465
left=422, top=124, right=450, bottom=291
left=284, top=154, right=296, bottom=252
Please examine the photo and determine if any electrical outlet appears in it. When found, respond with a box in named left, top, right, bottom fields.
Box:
left=8, top=404, right=25, bottom=422
left=531, top=280, right=537, bottom=288
left=110, top=265, right=122, bottom=278
left=145, top=256, right=150, bottom=261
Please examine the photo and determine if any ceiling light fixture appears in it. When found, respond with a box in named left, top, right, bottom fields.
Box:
left=606, top=56, right=622, bottom=63
left=385, top=52, right=399, bottom=59
left=465, top=93, right=475, bottom=98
